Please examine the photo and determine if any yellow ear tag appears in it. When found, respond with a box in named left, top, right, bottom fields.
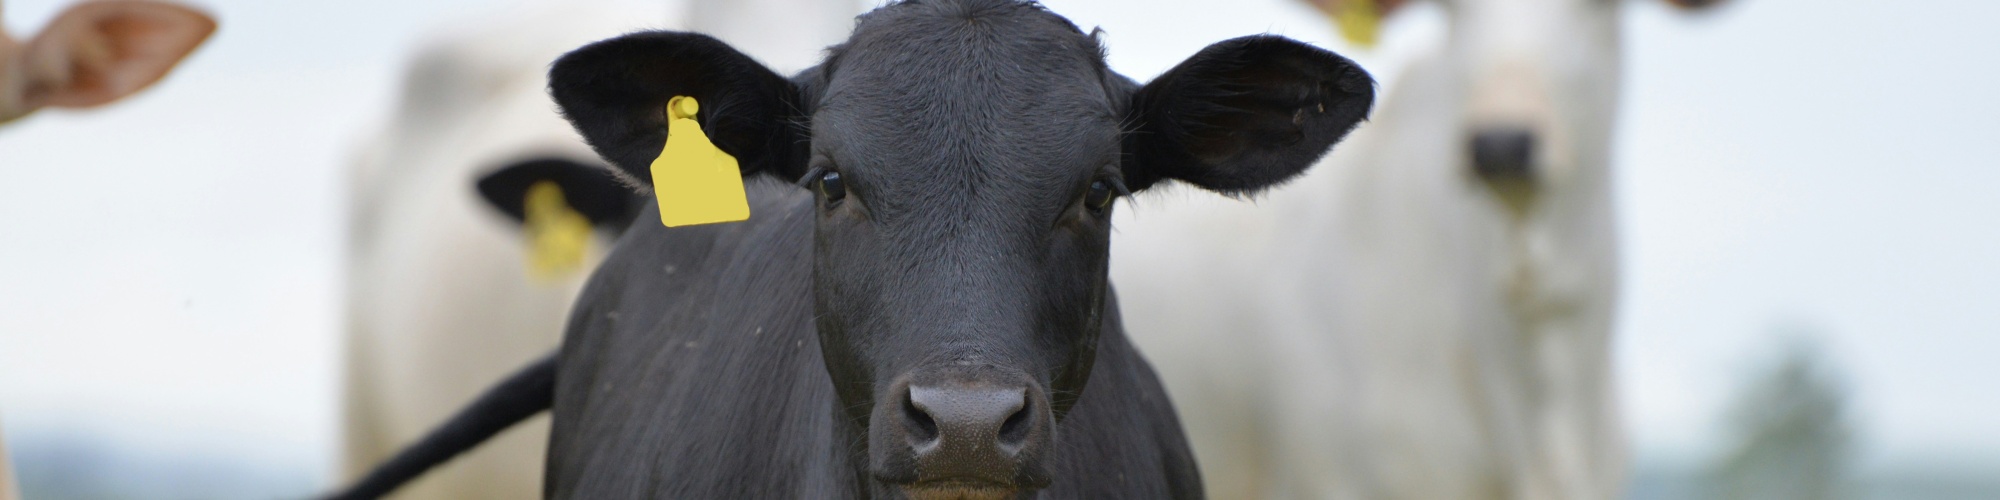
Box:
left=523, top=181, right=593, bottom=281
left=650, top=96, right=751, bottom=227
left=1331, top=0, right=1383, bottom=48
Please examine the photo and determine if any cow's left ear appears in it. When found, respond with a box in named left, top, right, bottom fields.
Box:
left=1123, top=35, right=1373, bottom=195
left=549, top=31, right=810, bottom=186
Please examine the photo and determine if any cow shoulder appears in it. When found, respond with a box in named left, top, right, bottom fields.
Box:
left=550, top=179, right=857, bottom=497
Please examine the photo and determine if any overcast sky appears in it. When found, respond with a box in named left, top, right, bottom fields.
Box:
left=1, top=0, right=1994, bottom=487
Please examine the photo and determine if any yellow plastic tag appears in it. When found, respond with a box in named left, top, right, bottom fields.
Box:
left=523, top=181, right=593, bottom=280
left=650, top=96, right=751, bottom=227
left=1331, top=0, right=1383, bottom=48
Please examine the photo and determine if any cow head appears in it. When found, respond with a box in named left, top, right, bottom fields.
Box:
left=0, top=0, right=214, bottom=124
left=1308, top=0, right=1729, bottom=213
left=549, top=1, right=1372, bottom=497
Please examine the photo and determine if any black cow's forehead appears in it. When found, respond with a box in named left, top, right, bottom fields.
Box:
left=820, top=0, right=1115, bottom=129
left=834, top=0, right=1106, bottom=71
left=808, top=0, right=1121, bottom=219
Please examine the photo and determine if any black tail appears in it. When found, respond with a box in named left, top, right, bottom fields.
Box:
left=325, top=354, right=557, bottom=500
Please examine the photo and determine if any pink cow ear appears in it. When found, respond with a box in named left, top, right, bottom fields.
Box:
left=15, top=0, right=215, bottom=110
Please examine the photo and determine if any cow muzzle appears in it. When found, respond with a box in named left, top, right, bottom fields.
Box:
left=870, top=369, right=1053, bottom=498
left=1468, top=124, right=1544, bottom=215
left=1469, top=127, right=1534, bottom=181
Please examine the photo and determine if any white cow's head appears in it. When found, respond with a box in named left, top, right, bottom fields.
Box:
left=1307, top=0, right=1727, bottom=212
left=0, top=0, right=214, bottom=124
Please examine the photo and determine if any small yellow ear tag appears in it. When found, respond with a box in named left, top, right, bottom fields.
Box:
left=650, top=96, right=751, bottom=227
left=523, top=181, right=593, bottom=281
left=1331, top=0, right=1383, bottom=48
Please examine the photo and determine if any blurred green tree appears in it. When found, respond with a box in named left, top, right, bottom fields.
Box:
left=1704, top=332, right=1855, bottom=500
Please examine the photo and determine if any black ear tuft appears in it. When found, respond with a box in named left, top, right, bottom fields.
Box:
left=1125, top=35, right=1374, bottom=194
left=475, top=157, right=645, bottom=233
left=548, top=31, right=809, bottom=185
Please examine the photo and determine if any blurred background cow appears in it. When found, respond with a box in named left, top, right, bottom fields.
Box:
left=339, top=5, right=646, bottom=499
left=340, top=0, right=858, bottom=498
left=1113, top=0, right=1728, bottom=498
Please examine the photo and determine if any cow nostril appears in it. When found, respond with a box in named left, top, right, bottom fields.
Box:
left=903, top=390, right=939, bottom=444
left=1469, top=128, right=1537, bottom=183
left=997, top=396, right=1032, bottom=447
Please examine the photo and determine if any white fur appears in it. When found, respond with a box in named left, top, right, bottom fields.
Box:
left=340, top=2, right=858, bottom=498
left=1112, top=0, right=1627, bottom=498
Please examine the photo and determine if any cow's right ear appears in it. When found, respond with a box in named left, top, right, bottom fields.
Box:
left=548, top=31, right=809, bottom=187
left=1122, top=35, right=1374, bottom=195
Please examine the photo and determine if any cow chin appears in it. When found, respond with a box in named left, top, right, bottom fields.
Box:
left=899, top=482, right=1021, bottom=500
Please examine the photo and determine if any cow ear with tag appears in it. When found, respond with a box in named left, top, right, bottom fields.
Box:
left=475, top=157, right=644, bottom=279
left=548, top=31, right=809, bottom=189
left=1122, top=35, right=1374, bottom=195
left=475, top=157, right=643, bottom=232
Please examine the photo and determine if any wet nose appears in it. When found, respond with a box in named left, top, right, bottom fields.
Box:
left=1470, top=128, right=1537, bottom=183
left=902, top=384, right=1034, bottom=477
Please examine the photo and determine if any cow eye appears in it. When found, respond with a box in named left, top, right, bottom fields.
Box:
left=1084, top=179, right=1114, bottom=213
left=819, top=171, right=846, bottom=203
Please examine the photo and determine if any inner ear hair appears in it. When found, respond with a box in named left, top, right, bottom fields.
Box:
left=1124, top=35, right=1375, bottom=195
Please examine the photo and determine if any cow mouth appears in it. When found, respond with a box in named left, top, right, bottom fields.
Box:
left=899, top=479, right=1019, bottom=500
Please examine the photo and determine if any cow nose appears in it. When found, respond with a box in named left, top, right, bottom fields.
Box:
left=1469, top=128, right=1537, bottom=183
left=902, top=384, right=1034, bottom=477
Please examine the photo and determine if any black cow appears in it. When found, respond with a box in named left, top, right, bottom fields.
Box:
left=332, top=1, right=1372, bottom=498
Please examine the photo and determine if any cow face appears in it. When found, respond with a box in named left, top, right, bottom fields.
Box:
left=1450, top=0, right=1730, bottom=212
left=1308, top=0, right=1730, bottom=213
left=1445, top=0, right=1627, bottom=212
left=549, top=1, right=1371, bottom=497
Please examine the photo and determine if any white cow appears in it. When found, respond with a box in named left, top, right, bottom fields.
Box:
left=1112, top=0, right=1727, bottom=498
left=341, top=1, right=859, bottom=499
left=2, top=2, right=213, bottom=497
